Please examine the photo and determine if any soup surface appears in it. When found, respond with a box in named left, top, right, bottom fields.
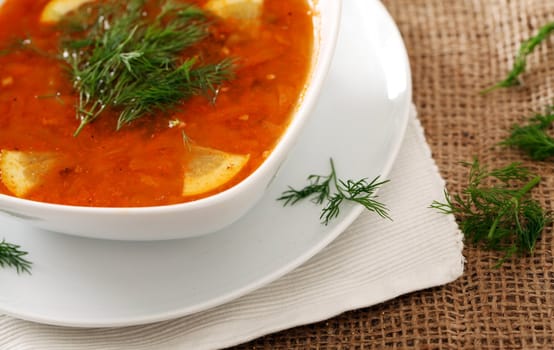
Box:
left=0, top=0, right=313, bottom=207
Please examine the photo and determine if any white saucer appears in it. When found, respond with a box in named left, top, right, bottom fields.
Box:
left=0, top=0, right=411, bottom=327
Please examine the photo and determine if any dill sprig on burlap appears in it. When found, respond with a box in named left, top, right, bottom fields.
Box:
left=432, top=159, right=551, bottom=266
left=482, top=21, right=554, bottom=94
left=501, top=107, right=554, bottom=161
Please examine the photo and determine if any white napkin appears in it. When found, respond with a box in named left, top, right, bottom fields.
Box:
left=0, top=107, right=464, bottom=350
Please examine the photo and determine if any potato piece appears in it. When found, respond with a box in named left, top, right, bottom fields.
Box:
left=40, top=0, right=94, bottom=23
left=205, top=0, right=263, bottom=20
left=183, top=145, right=250, bottom=196
left=0, top=150, right=58, bottom=197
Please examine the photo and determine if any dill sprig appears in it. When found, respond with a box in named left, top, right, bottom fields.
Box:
left=61, top=0, right=234, bottom=134
left=0, top=37, right=50, bottom=57
left=0, top=239, right=32, bottom=274
left=482, top=21, right=554, bottom=94
left=501, top=108, right=554, bottom=160
left=431, top=159, right=551, bottom=266
left=0, top=38, right=29, bottom=56
left=278, top=159, right=390, bottom=225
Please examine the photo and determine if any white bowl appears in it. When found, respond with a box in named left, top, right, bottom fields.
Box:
left=0, top=0, right=341, bottom=240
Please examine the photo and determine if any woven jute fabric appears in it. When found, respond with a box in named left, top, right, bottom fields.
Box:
left=230, top=1, right=554, bottom=349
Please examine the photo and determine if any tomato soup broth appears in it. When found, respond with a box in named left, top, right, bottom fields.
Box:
left=0, top=0, right=313, bottom=207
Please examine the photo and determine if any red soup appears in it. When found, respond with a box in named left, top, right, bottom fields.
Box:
left=0, top=0, right=313, bottom=207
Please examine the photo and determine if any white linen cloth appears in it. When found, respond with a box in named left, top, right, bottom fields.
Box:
left=0, top=107, right=464, bottom=349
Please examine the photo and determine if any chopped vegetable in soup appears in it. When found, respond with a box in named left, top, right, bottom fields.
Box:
left=0, top=0, right=313, bottom=207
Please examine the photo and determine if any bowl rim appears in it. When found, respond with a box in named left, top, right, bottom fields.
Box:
left=0, top=0, right=342, bottom=215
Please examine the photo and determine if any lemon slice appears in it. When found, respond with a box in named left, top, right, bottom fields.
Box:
left=0, top=150, right=58, bottom=197
left=183, top=146, right=250, bottom=196
left=205, top=0, right=263, bottom=20
left=40, top=0, right=94, bottom=23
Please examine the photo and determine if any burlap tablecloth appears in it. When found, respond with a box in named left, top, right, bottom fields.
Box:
left=229, top=1, right=554, bottom=348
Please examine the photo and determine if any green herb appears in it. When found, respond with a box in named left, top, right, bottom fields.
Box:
left=482, top=21, right=554, bottom=94
left=181, top=130, right=192, bottom=151
left=0, top=37, right=39, bottom=56
left=431, top=159, right=551, bottom=266
left=0, top=38, right=27, bottom=56
left=0, top=239, right=31, bottom=274
left=36, top=92, right=65, bottom=105
left=0, top=34, right=58, bottom=60
left=278, top=159, right=390, bottom=225
left=61, top=0, right=234, bottom=135
left=501, top=108, right=554, bottom=160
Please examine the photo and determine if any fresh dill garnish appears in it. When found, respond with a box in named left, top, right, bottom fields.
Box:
left=501, top=107, right=554, bottom=160
left=60, top=0, right=234, bottom=135
left=36, top=92, right=65, bottom=105
left=0, top=239, right=32, bottom=274
left=482, top=21, right=554, bottom=94
left=181, top=130, right=192, bottom=151
left=0, top=37, right=49, bottom=57
left=431, top=159, right=552, bottom=266
left=0, top=38, right=26, bottom=56
left=278, top=159, right=390, bottom=225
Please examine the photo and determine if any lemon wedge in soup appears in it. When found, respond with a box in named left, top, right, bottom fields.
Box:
left=0, top=150, right=58, bottom=197
left=205, top=0, right=263, bottom=20
left=40, top=0, right=94, bottom=23
left=183, top=145, right=250, bottom=197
